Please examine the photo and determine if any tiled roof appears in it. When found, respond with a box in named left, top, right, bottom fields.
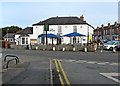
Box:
left=94, top=24, right=119, bottom=31
left=32, top=17, right=95, bottom=29
left=3, top=33, right=15, bottom=38
left=16, top=27, right=33, bottom=35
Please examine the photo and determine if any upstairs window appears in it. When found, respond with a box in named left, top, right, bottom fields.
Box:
left=106, top=30, right=107, bottom=35
left=73, top=26, right=77, bottom=32
left=98, top=31, right=99, bottom=35
left=58, top=26, right=62, bottom=33
left=112, top=29, right=114, bottom=34
left=117, top=28, right=119, bottom=34
left=104, top=30, right=106, bottom=35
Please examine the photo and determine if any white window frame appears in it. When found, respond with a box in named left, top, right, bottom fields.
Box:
left=104, top=30, right=105, bottom=35
left=58, top=26, right=62, bottom=33
left=106, top=30, right=107, bottom=35
left=73, top=26, right=77, bottom=32
left=112, top=29, right=114, bottom=34
left=26, top=38, right=28, bottom=44
left=22, top=38, right=25, bottom=44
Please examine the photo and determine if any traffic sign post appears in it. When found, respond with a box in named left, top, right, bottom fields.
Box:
left=44, top=24, right=49, bottom=45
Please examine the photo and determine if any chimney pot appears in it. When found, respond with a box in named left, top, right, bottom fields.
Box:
left=115, top=21, right=117, bottom=26
left=80, top=15, right=84, bottom=21
left=97, top=26, right=99, bottom=29
left=108, top=23, right=110, bottom=27
left=102, top=24, right=104, bottom=29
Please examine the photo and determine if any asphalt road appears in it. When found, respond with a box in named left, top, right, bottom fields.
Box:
left=3, top=49, right=119, bottom=63
left=2, top=49, right=120, bottom=85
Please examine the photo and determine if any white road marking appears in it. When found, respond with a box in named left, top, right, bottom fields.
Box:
left=86, top=61, right=97, bottom=64
left=60, top=59, right=119, bottom=66
left=64, top=59, right=76, bottom=62
left=97, top=62, right=108, bottom=65
left=100, top=73, right=120, bottom=83
left=76, top=60, right=87, bottom=63
left=110, top=63, right=119, bottom=66
left=76, top=61, right=84, bottom=63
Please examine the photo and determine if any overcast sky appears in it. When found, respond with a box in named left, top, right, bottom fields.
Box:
left=1, top=1, right=118, bottom=28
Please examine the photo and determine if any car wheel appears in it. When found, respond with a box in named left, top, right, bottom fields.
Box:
left=109, top=47, right=113, bottom=51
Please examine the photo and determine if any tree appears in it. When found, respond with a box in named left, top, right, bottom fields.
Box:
left=1, top=26, right=22, bottom=39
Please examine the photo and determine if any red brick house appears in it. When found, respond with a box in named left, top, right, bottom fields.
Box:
left=94, top=22, right=120, bottom=41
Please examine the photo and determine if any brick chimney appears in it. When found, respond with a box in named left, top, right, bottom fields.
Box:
left=108, top=23, right=110, bottom=27
left=80, top=15, right=84, bottom=21
left=101, top=24, right=104, bottom=29
left=115, top=21, right=117, bottom=26
left=97, top=26, right=99, bottom=29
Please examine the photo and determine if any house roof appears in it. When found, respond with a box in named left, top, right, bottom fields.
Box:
left=32, top=17, right=95, bottom=29
left=94, top=24, right=120, bottom=31
left=16, top=27, right=33, bottom=35
left=3, top=33, right=15, bottom=38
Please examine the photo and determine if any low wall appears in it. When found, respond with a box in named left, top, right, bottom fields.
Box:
left=10, top=44, right=95, bottom=52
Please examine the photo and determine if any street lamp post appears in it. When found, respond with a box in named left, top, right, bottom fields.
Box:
left=7, top=28, right=9, bottom=41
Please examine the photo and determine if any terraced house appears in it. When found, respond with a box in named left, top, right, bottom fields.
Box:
left=94, top=22, right=120, bottom=41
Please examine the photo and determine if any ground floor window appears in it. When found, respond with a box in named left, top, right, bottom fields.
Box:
left=22, top=38, right=25, bottom=44
left=41, top=37, right=45, bottom=44
left=26, top=38, right=28, bottom=44
left=73, top=37, right=76, bottom=43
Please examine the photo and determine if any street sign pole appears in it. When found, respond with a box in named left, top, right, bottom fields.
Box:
left=46, top=30, right=48, bottom=45
left=44, top=24, right=49, bottom=45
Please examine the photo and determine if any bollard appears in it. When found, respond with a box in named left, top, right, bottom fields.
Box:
left=62, top=47, right=65, bottom=51
left=101, top=47, right=103, bottom=52
left=84, top=48, right=87, bottom=52
left=113, top=48, right=116, bottom=53
left=101, top=49, right=103, bottom=52
left=73, top=47, right=75, bottom=51
left=36, top=46, right=38, bottom=50
left=53, top=47, right=55, bottom=51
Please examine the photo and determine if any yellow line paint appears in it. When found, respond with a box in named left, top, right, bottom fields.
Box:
left=57, top=59, right=71, bottom=86
left=54, top=59, right=64, bottom=86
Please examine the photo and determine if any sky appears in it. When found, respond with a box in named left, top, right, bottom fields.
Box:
left=118, top=1, right=120, bottom=23
left=0, top=1, right=119, bottom=29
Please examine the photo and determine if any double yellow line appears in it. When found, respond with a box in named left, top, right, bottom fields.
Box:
left=54, top=59, right=71, bottom=86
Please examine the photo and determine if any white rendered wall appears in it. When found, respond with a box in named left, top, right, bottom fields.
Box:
left=36, top=24, right=94, bottom=44
left=15, top=34, right=20, bottom=45
left=15, top=24, right=94, bottom=45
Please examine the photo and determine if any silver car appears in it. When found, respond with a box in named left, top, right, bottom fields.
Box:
left=103, top=41, right=119, bottom=50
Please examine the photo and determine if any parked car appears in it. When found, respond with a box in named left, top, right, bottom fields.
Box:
left=115, top=44, right=120, bottom=51
left=103, top=41, right=119, bottom=50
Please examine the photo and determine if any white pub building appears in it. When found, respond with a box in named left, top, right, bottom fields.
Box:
left=15, top=15, right=94, bottom=45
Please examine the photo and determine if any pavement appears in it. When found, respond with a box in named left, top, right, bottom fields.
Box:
left=2, top=49, right=50, bottom=85
left=1, top=49, right=120, bottom=85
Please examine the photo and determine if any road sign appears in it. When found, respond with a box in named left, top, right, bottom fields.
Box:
left=44, top=24, right=49, bottom=31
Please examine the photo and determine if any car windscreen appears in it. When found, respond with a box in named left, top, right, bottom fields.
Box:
left=107, top=41, right=115, bottom=45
